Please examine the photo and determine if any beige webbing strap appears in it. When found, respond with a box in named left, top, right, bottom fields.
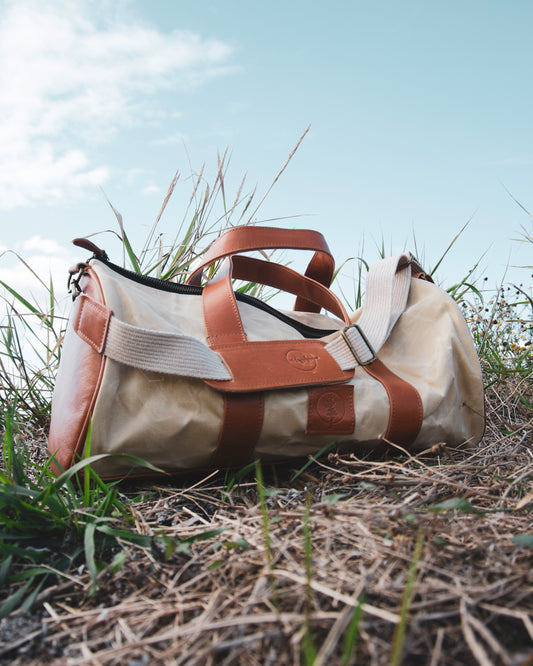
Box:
left=74, top=293, right=232, bottom=381
left=325, top=253, right=412, bottom=368
left=105, top=318, right=232, bottom=380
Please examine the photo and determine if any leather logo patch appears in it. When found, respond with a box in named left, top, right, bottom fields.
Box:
left=307, top=385, right=355, bottom=435
left=286, top=350, right=319, bottom=371
left=317, top=391, right=346, bottom=424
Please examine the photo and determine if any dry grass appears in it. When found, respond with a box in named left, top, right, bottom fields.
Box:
left=1, top=378, right=532, bottom=665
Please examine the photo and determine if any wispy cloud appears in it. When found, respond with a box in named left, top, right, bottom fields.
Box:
left=0, top=0, right=235, bottom=210
left=140, top=185, right=160, bottom=196
left=22, top=236, right=72, bottom=256
left=0, top=236, right=75, bottom=306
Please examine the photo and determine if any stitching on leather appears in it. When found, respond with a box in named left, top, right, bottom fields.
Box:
left=75, top=295, right=110, bottom=353
left=69, top=267, right=107, bottom=467
left=207, top=340, right=351, bottom=389
left=363, top=361, right=423, bottom=444
left=224, top=266, right=246, bottom=341
left=208, top=374, right=350, bottom=390
left=74, top=297, right=95, bottom=349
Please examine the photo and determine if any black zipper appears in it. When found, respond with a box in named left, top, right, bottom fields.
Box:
left=92, top=257, right=338, bottom=340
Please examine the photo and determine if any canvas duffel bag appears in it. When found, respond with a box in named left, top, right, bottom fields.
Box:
left=48, top=225, right=484, bottom=478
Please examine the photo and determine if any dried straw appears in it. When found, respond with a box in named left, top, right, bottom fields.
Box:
left=1, top=381, right=532, bottom=665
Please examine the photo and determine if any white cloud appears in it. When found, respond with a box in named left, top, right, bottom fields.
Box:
left=0, top=240, right=77, bottom=312
left=22, top=236, right=69, bottom=255
left=141, top=185, right=160, bottom=196
left=0, top=0, right=235, bottom=210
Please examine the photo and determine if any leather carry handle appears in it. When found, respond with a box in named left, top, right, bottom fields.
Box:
left=202, top=255, right=351, bottom=350
left=231, top=256, right=350, bottom=324
left=186, top=226, right=335, bottom=313
left=202, top=256, right=354, bottom=391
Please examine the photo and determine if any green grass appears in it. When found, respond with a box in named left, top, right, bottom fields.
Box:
left=0, top=411, right=144, bottom=616
left=0, top=410, right=229, bottom=616
left=390, top=529, right=425, bottom=666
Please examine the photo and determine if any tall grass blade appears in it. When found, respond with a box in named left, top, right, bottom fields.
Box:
left=247, top=125, right=310, bottom=222
left=84, top=521, right=98, bottom=592
left=255, top=461, right=280, bottom=611
left=430, top=219, right=471, bottom=276
left=390, top=530, right=425, bottom=666
left=292, top=442, right=336, bottom=481
left=0, top=280, right=42, bottom=316
left=0, top=579, right=33, bottom=619
left=341, top=596, right=365, bottom=666
left=255, top=461, right=273, bottom=573
left=302, top=492, right=317, bottom=664
left=104, top=196, right=141, bottom=273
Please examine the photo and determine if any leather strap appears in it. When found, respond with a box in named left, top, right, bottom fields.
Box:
left=202, top=259, right=248, bottom=348
left=187, top=226, right=335, bottom=313
left=210, top=393, right=264, bottom=468
left=230, top=255, right=350, bottom=324
left=202, top=257, right=264, bottom=468
left=201, top=254, right=350, bottom=339
left=201, top=256, right=353, bottom=390
left=363, top=359, right=423, bottom=447
left=201, top=255, right=350, bottom=350
left=205, top=340, right=353, bottom=392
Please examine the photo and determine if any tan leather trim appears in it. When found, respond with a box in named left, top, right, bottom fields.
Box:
left=187, top=225, right=335, bottom=313
left=363, top=359, right=423, bottom=446
left=72, top=238, right=107, bottom=258
left=202, top=254, right=350, bottom=349
left=206, top=340, right=353, bottom=392
left=202, top=255, right=352, bottom=392
left=306, top=385, right=355, bottom=435
left=48, top=266, right=107, bottom=472
left=230, top=255, right=350, bottom=323
left=73, top=294, right=112, bottom=353
left=210, top=393, right=264, bottom=468
left=202, top=258, right=247, bottom=347
left=202, top=256, right=265, bottom=469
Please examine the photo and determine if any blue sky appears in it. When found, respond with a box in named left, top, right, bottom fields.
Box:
left=1, top=0, right=532, bottom=303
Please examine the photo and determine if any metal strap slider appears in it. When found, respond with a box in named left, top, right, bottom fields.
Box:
left=341, top=323, right=376, bottom=366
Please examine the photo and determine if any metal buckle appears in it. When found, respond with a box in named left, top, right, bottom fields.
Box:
left=67, top=263, right=88, bottom=301
left=341, top=324, right=376, bottom=366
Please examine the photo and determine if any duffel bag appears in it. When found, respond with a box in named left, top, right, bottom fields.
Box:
left=48, top=225, right=485, bottom=478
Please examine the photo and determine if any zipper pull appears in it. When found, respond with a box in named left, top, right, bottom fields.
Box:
left=72, top=238, right=109, bottom=261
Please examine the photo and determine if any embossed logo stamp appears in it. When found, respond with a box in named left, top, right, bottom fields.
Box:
left=286, top=350, right=319, bottom=371
left=316, top=391, right=345, bottom=425
left=307, top=385, right=355, bottom=435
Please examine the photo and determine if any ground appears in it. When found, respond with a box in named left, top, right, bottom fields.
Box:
left=0, top=380, right=532, bottom=665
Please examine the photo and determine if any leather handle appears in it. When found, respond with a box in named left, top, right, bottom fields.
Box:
left=186, top=226, right=335, bottom=313
left=202, top=255, right=350, bottom=351
left=230, top=256, right=350, bottom=324
left=202, top=257, right=353, bottom=390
